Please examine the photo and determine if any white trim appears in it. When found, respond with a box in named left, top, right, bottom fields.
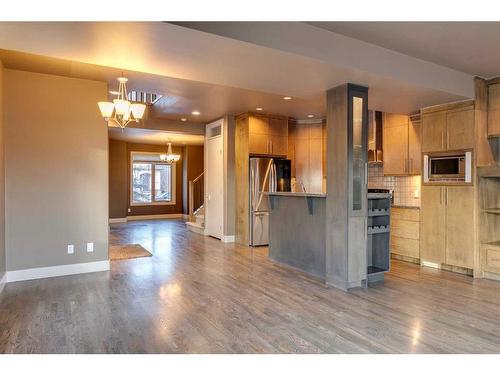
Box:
left=0, top=273, right=7, bottom=294
left=465, top=151, right=472, bottom=183
left=6, top=260, right=110, bottom=283
left=126, top=213, right=183, bottom=221
left=221, top=235, right=235, bottom=243
left=109, top=217, right=127, bottom=224
left=421, top=260, right=441, bottom=269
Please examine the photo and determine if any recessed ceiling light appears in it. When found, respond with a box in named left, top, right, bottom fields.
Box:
left=307, top=114, right=314, bottom=118
left=283, top=96, right=292, bottom=100
left=191, top=110, right=200, bottom=115
left=256, top=107, right=263, bottom=111
left=181, top=118, right=187, bottom=122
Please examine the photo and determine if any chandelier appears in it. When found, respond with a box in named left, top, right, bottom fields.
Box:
left=160, top=142, right=181, bottom=163
left=98, top=76, right=146, bottom=129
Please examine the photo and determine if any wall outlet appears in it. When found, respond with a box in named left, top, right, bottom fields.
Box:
left=86, top=242, right=94, bottom=253
left=67, top=244, right=74, bottom=254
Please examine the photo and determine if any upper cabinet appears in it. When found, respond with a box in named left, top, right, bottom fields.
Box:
left=488, top=82, right=500, bottom=137
left=422, top=105, right=474, bottom=153
left=248, top=114, right=288, bottom=156
left=382, top=113, right=420, bottom=176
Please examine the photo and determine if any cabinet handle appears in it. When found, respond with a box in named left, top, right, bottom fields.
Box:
left=440, top=187, right=443, bottom=205
left=446, top=187, right=449, bottom=206
left=441, top=130, right=444, bottom=149
left=410, top=158, right=413, bottom=174
left=446, top=129, right=449, bottom=149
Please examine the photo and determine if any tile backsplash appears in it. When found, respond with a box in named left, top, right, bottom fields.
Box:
left=368, top=164, right=421, bottom=207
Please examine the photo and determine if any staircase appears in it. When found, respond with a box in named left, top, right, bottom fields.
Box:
left=186, top=172, right=205, bottom=235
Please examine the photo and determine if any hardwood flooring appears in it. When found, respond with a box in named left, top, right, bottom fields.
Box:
left=1, top=219, right=500, bottom=353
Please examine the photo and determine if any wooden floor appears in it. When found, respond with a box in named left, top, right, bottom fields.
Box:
left=1, top=219, right=500, bottom=353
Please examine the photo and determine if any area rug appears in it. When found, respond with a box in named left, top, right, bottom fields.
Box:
left=109, top=244, right=152, bottom=261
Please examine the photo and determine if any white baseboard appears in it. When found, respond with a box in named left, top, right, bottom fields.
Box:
left=109, top=217, right=127, bottom=224
left=6, top=260, right=110, bottom=283
left=127, top=213, right=184, bottom=221
left=221, top=235, right=235, bottom=243
left=0, top=273, right=6, bottom=294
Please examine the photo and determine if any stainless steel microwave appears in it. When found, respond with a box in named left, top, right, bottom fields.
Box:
left=423, top=152, right=472, bottom=183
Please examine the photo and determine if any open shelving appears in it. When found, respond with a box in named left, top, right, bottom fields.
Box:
left=367, top=195, right=391, bottom=282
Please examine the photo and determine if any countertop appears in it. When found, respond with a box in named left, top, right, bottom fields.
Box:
left=264, top=192, right=327, bottom=198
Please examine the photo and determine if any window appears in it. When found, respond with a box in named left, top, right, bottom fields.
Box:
left=131, top=153, right=176, bottom=205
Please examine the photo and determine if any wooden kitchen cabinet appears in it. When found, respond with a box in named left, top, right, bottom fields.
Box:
left=288, top=121, right=325, bottom=193
left=383, top=112, right=420, bottom=176
left=446, top=108, right=474, bottom=150
left=391, top=207, right=420, bottom=259
left=420, top=185, right=475, bottom=269
left=421, top=106, right=474, bottom=152
left=422, top=112, right=446, bottom=152
left=408, top=117, right=421, bottom=174
left=487, top=83, right=500, bottom=136
left=383, top=113, right=409, bottom=175
left=248, top=114, right=288, bottom=156
left=445, top=186, right=475, bottom=269
left=420, top=186, right=446, bottom=263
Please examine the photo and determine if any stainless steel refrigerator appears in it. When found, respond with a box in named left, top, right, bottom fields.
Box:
left=249, top=157, right=291, bottom=246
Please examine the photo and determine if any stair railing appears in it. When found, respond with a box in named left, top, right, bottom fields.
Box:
left=189, top=171, right=205, bottom=222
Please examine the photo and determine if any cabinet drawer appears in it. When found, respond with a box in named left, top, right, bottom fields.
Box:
left=391, top=236, right=419, bottom=258
left=483, top=245, right=500, bottom=273
left=392, top=207, right=420, bottom=222
left=391, top=219, right=419, bottom=240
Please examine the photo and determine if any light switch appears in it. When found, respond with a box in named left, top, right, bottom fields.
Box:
left=67, top=244, right=74, bottom=254
left=414, top=189, right=420, bottom=199
left=87, top=242, right=94, bottom=253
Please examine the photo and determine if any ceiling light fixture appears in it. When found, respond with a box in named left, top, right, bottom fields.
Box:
left=191, top=110, right=200, bottom=115
left=160, top=142, right=181, bottom=163
left=307, top=114, right=315, bottom=118
left=181, top=118, right=187, bottom=122
left=98, top=76, right=146, bottom=129
left=256, top=107, right=263, bottom=111
left=283, top=96, right=292, bottom=100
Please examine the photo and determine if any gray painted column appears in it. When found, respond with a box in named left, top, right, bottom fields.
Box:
left=325, top=84, right=368, bottom=291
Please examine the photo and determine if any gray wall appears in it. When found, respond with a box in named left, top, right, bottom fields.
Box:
left=0, top=60, right=5, bottom=283
left=4, top=69, right=109, bottom=271
left=108, top=139, right=128, bottom=219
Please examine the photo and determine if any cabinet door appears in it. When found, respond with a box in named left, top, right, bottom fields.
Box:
left=445, top=186, right=475, bottom=269
left=446, top=109, right=474, bottom=150
left=294, top=137, right=310, bottom=191
left=269, top=135, right=288, bottom=156
left=268, top=117, right=288, bottom=136
left=249, top=134, right=269, bottom=155
left=249, top=115, right=269, bottom=135
left=309, top=138, right=323, bottom=193
left=422, top=112, right=446, bottom=152
left=408, top=119, right=421, bottom=175
left=488, top=83, right=500, bottom=136
left=420, top=186, right=446, bottom=263
left=383, top=113, right=409, bottom=175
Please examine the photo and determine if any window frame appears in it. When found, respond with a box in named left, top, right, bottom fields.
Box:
left=130, top=152, right=176, bottom=206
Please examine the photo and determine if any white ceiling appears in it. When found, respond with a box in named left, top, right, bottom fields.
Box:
left=0, top=21, right=476, bottom=115
left=108, top=127, right=205, bottom=146
left=307, top=22, right=500, bottom=78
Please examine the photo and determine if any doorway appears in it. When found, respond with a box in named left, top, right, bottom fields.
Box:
left=205, top=120, right=224, bottom=239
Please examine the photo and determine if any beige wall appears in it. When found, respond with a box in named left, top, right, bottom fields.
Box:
left=0, top=60, right=5, bottom=282
left=108, top=141, right=185, bottom=217
left=4, top=69, right=109, bottom=271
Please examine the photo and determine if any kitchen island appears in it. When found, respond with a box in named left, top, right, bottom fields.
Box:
left=266, top=191, right=392, bottom=284
left=266, top=192, right=327, bottom=279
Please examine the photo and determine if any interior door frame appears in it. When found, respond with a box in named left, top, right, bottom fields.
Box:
left=205, top=118, right=224, bottom=239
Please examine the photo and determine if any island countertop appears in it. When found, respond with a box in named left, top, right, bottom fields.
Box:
left=263, top=191, right=326, bottom=198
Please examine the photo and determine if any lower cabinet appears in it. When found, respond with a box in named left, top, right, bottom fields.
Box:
left=391, top=207, right=420, bottom=259
left=420, top=185, right=475, bottom=269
